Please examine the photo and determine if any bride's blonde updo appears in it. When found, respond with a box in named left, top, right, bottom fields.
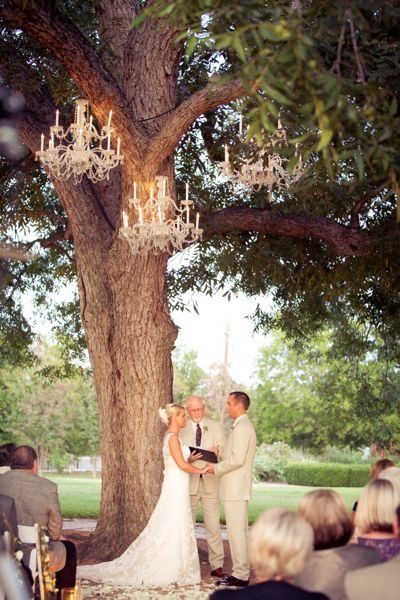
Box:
left=158, top=403, right=186, bottom=426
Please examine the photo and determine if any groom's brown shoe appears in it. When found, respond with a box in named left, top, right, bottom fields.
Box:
left=217, top=575, right=249, bottom=587
left=210, top=568, right=225, bottom=578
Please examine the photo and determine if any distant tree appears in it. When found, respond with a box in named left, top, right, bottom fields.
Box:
left=0, top=342, right=99, bottom=465
left=172, top=347, right=206, bottom=402
left=251, top=329, right=400, bottom=451
left=200, top=362, right=243, bottom=428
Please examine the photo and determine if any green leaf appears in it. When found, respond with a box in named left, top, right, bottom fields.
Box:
left=232, top=35, right=246, bottom=62
left=261, top=83, right=293, bottom=106
left=389, top=97, right=398, bottom=117
left=316, top=129, right=333, bottom=151
left=354, top=153, right=365, bottom=181
left=186, top=36, right=197, bottom=59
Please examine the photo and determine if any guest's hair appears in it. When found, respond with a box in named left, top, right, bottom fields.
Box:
left=10, top=446, right=37, bottom=470
left=0, top=443, right=16, bottom=467
left=229, top=391, right=250, bottom=410
left=299, top=489, right=353, bottom=550
left=164, top=403, right=186, bottom=425
left=249, top=507, right=313, bottom=580
left=355, top=478, right=399, bottom=534
left=370, top=459, right=395, bottom=480
left=379, top=466, right=400, bottom=496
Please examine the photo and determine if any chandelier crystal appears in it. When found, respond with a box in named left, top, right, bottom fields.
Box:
left=220, top=116, right=304, bottom=193
left=119, top=176, right=203, bottom=255
left=35, top=99, right=123, bottom=182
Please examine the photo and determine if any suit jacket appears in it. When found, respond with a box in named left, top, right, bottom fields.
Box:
left=180, top=417, right=225, bottom=495
left=0, top=492, right=18, bottom=538
left=214, top=414, right=256, bottom=501
left=211, top=580, right=329, bottom=599
left=293, top=543, right=381, bottom=600
left=0, top=469, right=66, bottom=571
left=344, top=553, right=400, bottom=600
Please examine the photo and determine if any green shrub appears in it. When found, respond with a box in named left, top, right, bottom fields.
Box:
left=317, top=446, right=370, bottom=464
left=253, top=442, right=291, bottom=483
left=284, top=462, right=370, bottom=487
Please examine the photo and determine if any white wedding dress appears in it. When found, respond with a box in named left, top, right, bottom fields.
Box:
left=78, top=433, right=200, bottom=588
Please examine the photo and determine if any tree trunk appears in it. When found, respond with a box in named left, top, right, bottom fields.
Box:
left=71, top=222, right=177, bottom=559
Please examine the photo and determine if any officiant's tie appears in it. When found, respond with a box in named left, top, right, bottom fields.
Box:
left=196, top=423, right=202, bottom=447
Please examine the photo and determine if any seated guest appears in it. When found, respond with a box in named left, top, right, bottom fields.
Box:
left=211, top=507, right=328, bottom=599
left=345, top=504, right=400, bottom=600
left=0, top=443, right=16, bottom=474
left=379, top=465, right=400, bottom=494
left=294, top=489, right=381, bottom=600
left=355, top=478, right=400, bottom=561
left=0, top=445, right=77, bottom=599
left=351, top=459, right=394, bottom=520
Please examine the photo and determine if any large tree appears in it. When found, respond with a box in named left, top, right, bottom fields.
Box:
left=0, top=0, right=399, bottom=559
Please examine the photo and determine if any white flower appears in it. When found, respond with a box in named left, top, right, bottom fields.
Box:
left=43, top=535, right=50, bottom=543
left=158, top=407, right=168, bottom=425
left=14, top=550, right=23, bottom=562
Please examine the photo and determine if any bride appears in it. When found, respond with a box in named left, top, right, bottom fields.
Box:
left=78, top=403, right=209, bottom=588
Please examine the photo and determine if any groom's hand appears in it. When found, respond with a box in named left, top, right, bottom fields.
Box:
left=206, top=464, right=216, bottom=474
left=208, top=446, right=219, bottom=455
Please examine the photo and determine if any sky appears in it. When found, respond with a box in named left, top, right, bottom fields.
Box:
left=172, top=291, right=270, bottom=386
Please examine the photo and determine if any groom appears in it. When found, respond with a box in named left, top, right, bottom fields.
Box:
left=208, top=391, right=256, bottom=588
left=180, top=395, right=225, bottom=577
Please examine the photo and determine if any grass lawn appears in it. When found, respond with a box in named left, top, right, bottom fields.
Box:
left=48, top=475, right=360, bottom=524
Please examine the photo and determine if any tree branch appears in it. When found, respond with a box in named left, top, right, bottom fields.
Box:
left=350, top=182, right=388, bottom=228
left=0, top=243, right=31, bottom=261
left=144, top=78, right=247, bottom=175
left=0, top=0, right=147, bottom=166
left=96, top=0, right=138, bottom=81
left=201, top=207, right=372, bottom=257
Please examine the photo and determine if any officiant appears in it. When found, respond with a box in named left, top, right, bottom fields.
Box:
left=180, top=395, right=225, bottom=577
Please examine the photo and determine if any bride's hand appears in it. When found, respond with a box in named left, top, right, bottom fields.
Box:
left=201, top=464, right=215, bottom=475
left=188, top=450, right=203, bottom=463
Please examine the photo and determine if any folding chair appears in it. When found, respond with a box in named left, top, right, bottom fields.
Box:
left=18, top=524, right=44, bottom=600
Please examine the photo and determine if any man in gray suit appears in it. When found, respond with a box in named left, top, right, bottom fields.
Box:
left=0, top=446, right=76, bottom=599
left=208, top=391, right=257, bottom=588
left=344, top=504, right=400, bottom=600
left=180, top=395, right=225, bottom=577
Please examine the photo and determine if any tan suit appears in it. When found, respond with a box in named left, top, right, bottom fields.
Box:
left=214, top=413, right=256, bottom=580
left=0, top=469, right=66, bottom=571
left=180, top=417, right=225, bottom=570
left=344, top=554, right=400, bottom=600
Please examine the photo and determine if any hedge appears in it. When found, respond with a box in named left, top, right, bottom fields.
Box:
left=283, top=462, right=370, bottom=487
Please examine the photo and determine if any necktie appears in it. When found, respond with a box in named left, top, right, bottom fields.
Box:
left=196, top=423, right=202, bottom=447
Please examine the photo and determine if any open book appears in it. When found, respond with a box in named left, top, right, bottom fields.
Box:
left=189, top=446, right=218, bottom=464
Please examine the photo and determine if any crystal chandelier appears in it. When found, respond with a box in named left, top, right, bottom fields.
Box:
left=220, top=116, right=304, bottom=193
left=35, top=99, right=123, bottom=182
left=119, top=176, right=203, bottom=255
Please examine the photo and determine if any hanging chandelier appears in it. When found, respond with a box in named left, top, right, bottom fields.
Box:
left=35, top=99, right=123, bottom=182
left=119, top=176, right=203, bottom=255
left=220, top=116, right=304, bottom=193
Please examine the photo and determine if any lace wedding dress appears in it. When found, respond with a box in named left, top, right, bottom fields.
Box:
left=78, top=433, right=200, bottom=588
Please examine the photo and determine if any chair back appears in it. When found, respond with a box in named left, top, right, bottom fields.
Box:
left=17, top=524, right=45, bottom=599
left=17, top=525, right=37, bottom=544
